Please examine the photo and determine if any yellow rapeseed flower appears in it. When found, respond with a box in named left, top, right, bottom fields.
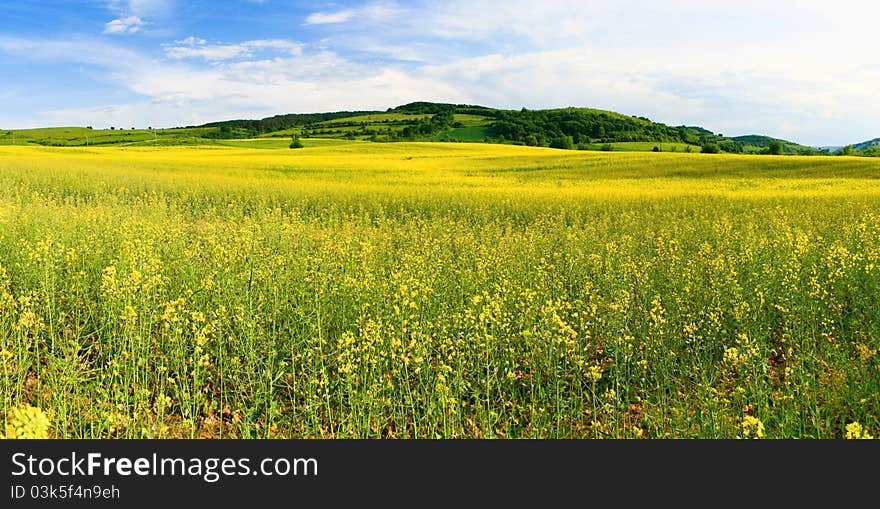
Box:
left=723, top=347, right=740, bottom=366
left=740, top=415, right=765, bottom=439
left=845, top=422, right=873, bottom=439
left=3, top=404, right=52, bottom=439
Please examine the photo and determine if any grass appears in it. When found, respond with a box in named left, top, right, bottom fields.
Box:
left=0, top=127, right=223, bottom=147
left=0, top=143, right=878, bottom=439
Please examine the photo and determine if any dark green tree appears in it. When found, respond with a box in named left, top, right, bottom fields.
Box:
left=701, top=142, right=720, bottom=154
left=549, top=136, right=573, bottom=149
left=290, top=134, right=304, bottom=149
left=768, top=140, right=784, bottom=155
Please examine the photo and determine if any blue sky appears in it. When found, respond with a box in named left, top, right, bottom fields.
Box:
left=1, top=0, right=878, bottom=146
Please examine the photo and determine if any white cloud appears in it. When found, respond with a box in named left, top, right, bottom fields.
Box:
left=5, top=30, right=880, bottom=144
left=165, top=45, right=248, bottom=61
left=304, top=1, right=403, bottom=25
left=32, top=65, right=465, bottom=130
left=289, top=0, right=880, bottom=145
left=102, top=0, right=170, bottom=35
left=103, top=16, right=145, bottom=35
left=417, top=45, right=880, bottom=145
left=305, top=10, right=355, bottom=25
left=165, top=38, right=303, bottom=62
left=175, top=36, right=206, bottom=45
left=245, top=40, right=304, bottom=53
left=106, top=0, right=171, bottom=17
left=0, top=35, right=461, bottom=128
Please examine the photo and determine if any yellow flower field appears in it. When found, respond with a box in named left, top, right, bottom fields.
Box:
left=1, top=142, right=878, bottom=438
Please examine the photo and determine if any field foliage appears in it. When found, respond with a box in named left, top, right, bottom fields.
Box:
left=1, top=143, right=878, bottom=438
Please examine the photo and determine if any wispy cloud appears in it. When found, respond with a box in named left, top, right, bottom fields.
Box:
left=304, top=9, right=354, bottom=25
left=103, top=16, right=145, bottom=34
left=304, top=1, right=402, bottom=25
left=175, top=36, right=206, bottom=45
left=106, top=0, right=172, bottom=17
left=165, top=38, right=302, bottom=61
left=102, top=0, right=171, bottom=35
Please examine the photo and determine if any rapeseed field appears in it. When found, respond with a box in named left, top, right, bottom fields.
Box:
left=1, top=143, right=878, bottom=438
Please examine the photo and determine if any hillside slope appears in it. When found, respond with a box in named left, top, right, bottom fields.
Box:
left=3, top=101, right=861, bottom=155
left=853, top=137, right=880, bottom=151
left=730, top=135, right=822, bottom=155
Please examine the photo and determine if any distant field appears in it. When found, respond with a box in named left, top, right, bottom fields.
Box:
left=318, top=113, right=431, bottom=124
left=217, top=138, right=363, bottom=149
left=452, top=114, right=494, bottom=127
left=0, top=126, right=221, bottom=146
left=1, top=143, right=878, bottom=439
left=579, top=142, right=696, bottom=152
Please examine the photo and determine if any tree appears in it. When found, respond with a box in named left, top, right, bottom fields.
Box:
left=652, top=145, right=660, bottom=152
left=290, top=134, right=304, bottom=149
left=701, top=142, right=720, bottom=154
left=768, top=140, right=784, bottom=155
left=549, top=135, right=573, bottom=149
left=839, top=145, right=854, bottom=156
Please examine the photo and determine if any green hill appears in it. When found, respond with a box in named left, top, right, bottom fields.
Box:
left=199, top=110, right=381, bottom=135
left=5, top=101, right=864, bottom=155
left=257, top=102, right=726, bottom=149
left=730, top=135, right=824, bottom=155
left=853, top=137, right=880, bottom=151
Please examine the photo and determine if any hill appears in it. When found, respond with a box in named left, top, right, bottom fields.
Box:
left=199, top=110, right=382, bottom=135
left=827, top=138, right=880, bottom=156
left=4, top=101, right=870, bottom=155
left=247, top=102, right=737, bottom=151
left=853, top=137, right=880, bottom=152
left=730, top=135, right=825, bottom=155
left=192, top=103, right=863, bottom=155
